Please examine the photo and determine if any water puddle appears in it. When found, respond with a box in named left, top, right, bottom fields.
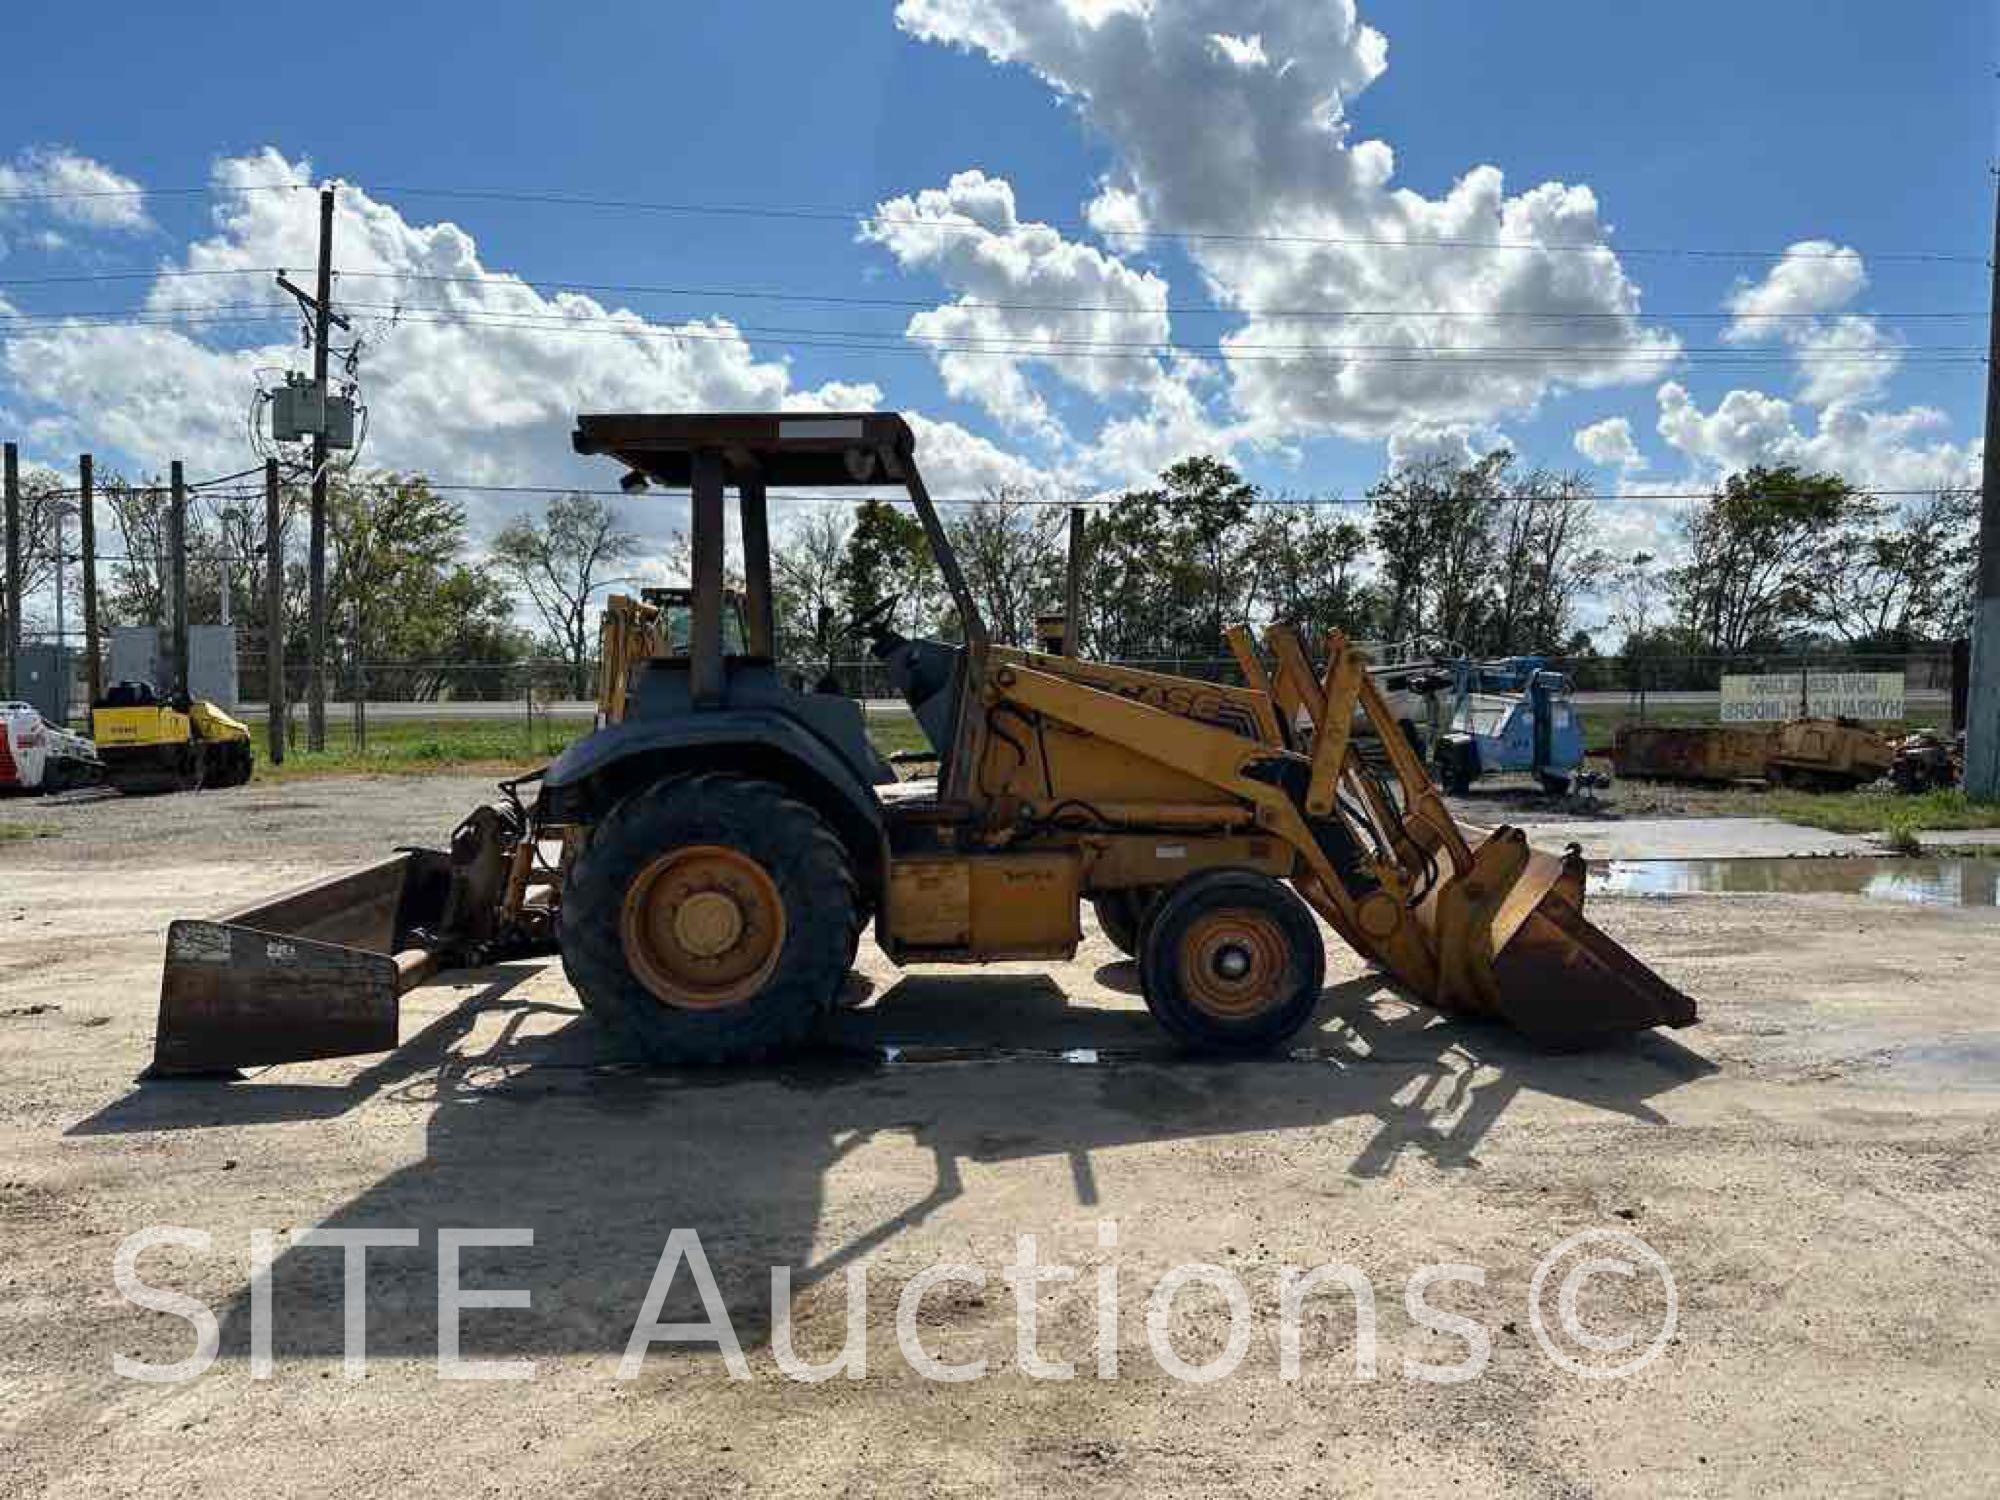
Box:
left=1589, top=857, right=2000, bottom=908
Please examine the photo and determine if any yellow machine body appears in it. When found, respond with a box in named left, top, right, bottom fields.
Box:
left=853, top=626, right=1693, bottom=1046
left=91, top=702, right=193, bottom=750
left=93, top=695, right=253, bottom=795
left=146, top=411, right=1692, bottom=1075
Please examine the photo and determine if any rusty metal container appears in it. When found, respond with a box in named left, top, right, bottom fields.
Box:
left=1613, top=718, right=1893, bottom=790
left=1613, top=723, right=1776, bottom=783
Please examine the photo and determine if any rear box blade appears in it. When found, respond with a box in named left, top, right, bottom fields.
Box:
left=148, top=919, right=400, bottom=1077
left=144, top=852, right=451, bottom=1078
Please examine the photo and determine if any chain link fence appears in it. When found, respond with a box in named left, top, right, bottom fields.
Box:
left=39, top=636, right=1961, bottom=735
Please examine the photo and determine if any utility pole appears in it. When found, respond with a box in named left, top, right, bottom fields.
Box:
left=79, top=454, right=100, bottom=706
left=1064, top=504, right=1085, bottom=656
left=274, top=189, right=348, bottom=749
left=3, top=441, right=18, bottom=699
left=307, top=185, right=335, bottom=751
left=1966, top=167, right=2000, bottom=799
left=169, top=461, right=188, bottom=698
left=51, top=502, right=66, bottom=712
left=265, top=459, right=285, bottom=764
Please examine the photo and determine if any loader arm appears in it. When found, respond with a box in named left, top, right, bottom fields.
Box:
left=1253, top=626, right=1693, bottom=1044
left=993, top=660, right=1444, bottom=996
left=989, top=634, right=1691, bottom=1047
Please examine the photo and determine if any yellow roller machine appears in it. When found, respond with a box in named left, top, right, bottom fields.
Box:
left=92, top=680, right=254, bottom=795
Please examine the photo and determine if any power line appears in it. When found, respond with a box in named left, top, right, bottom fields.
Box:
left=1, top=264, right=1983, bottom=323
left=0, top=303, right=1974, bottom=368
left=0, top=177, right=1979, bottom=262
left=0, top=297, right=1980, bottom=354
left=324, top=186, right=2000, bottom=264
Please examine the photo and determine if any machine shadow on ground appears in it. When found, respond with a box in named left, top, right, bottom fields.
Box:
left=72, top=961, right=1715, bottom=1363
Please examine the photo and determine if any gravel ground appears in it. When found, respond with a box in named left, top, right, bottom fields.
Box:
left=1, top=775, right=1995, bottom=1497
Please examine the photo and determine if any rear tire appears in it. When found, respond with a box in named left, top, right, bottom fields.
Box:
left=560, top=774, right=856, bottom=1064
left=201, top=741, right=252, bottom=789
left=1139, top=870, right=1325, bottom=1054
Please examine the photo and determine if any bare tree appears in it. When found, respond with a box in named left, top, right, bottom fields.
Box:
left=771, top=508, right=850, bottom=667
left=1816, top=487, right=1978, bottom=647
left=1490, top=471, right=1605, bottom=653
left=945, top=486, right=1064, bottom=647
left=1609, top=551, right=1665, bottom=711
left=101, top=477, right=191, bottom=629
left=2, top=469, right=65, bottom=638
left=490, top=492, right=641, bottom=697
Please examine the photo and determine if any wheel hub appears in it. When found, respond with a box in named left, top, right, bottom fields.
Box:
left=1213, top=943, right=1253, bottom=981
left=674, top=890, right=745, bottom=957
left=1179, top=910, right=1289, bottom=1021
left=620, top=844, right=786, bottom=1011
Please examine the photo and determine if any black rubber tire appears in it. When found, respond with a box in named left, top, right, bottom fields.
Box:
left=201, top=741, right=253, bottom=789
left=1090, top=888, right=1160, bottom=958
left=1138, top=870, right=1326, bottom=1055
left=559, top=774, right=856, bottom=1064
left=1537, top=771, right=1571, bottom=796
left=1432, top=738, right=1476, bottom=795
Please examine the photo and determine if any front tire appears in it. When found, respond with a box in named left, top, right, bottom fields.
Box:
left=1139, top=870, right=1325, bottom=1054
left=560, top=774, right=856, bottom=1064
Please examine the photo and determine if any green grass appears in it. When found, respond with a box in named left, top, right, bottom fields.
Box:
left=1758, top=787, right=2000, bottom=838
left=245, top=707, right=938, bottom=781
left=869, top=708, right=933, bottom=761
left=250, top=714, right=593, bottom=780
left=0, top=821, right=57, bottom=842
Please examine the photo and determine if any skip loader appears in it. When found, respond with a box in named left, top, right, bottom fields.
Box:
left=146, top=412, right=1692, bottom=1077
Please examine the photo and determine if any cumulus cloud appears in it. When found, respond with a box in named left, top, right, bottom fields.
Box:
left=894, top=0, right=1679, bottom=448
left=1723, top=241, right=1865, bottom=334
left=1655, top=380, right=1979, bottom=495
left=1721, top=241, right=1900, bottom=406
left=1386, top=420, right=1508, bottom=470
left=862, top=169, right=1180, bottom=443
left=1635, top=237, right=1974, bottom=497
left=0, top=148, right=1042, bottom=526
left=1573, top=415, right=1645, bottom=471
left=0, top=146, right=151, bottom=232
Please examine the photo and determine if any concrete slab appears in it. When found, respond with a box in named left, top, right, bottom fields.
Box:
left=1502, top=816, right=1879, bottom=861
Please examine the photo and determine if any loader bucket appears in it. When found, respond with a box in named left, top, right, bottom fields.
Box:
left=145, top=851, right=453, bottom=1078
left=1398, top=827, right=1696, bottom=1047
left=1487, top=892, right=1698, bottom=1047
left=1253, top=624, right=1697, bottom=1049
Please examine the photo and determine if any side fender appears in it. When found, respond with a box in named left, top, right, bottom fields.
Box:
left=541, top=711, right=888, bottom=894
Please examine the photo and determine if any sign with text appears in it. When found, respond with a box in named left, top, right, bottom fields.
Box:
left=1719, top=672, right=1906, bottom=723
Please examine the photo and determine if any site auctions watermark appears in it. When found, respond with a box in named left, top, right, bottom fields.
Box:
left=109, top=1221, right=1676, bottom=1385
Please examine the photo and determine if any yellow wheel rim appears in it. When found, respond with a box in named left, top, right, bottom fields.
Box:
left=1178, top=909, right=1291, bottom=1022
left=620, top=845, right=786, bottom=1010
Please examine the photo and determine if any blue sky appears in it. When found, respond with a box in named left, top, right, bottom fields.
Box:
left=0, top=0, right=1988, bottom=559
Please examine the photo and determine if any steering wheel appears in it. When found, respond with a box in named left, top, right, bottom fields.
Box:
left=847, top=596, right=900, bottom=641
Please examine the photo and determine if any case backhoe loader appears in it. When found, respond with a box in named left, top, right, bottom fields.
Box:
left=145, top=412, right=1692, bottom=1077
